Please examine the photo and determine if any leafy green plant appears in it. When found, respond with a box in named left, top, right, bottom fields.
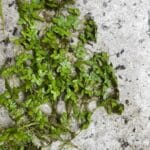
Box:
left=0, top=0, right=124, bottom=149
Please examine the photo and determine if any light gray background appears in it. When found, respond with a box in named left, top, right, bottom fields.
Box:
left=0, top=0, right=150, bottom=150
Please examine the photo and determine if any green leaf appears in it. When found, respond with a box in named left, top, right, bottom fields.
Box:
left=52, top=26, right=70, bottom=37
left=68, top=8, right=80, bottom=16
left=100, top=99, right=124, bottom=115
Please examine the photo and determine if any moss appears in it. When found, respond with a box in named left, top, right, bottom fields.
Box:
left=0, top=0, right=124, bottom=149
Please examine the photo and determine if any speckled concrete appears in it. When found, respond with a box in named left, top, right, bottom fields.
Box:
left=0, top=0, right=150, bottom=150
left=0, top=0, right=19, bottom=127
left=71, top=0, right=150, bottom=150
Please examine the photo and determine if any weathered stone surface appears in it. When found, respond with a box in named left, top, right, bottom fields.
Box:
left=72, top=0, right=150, bottom=149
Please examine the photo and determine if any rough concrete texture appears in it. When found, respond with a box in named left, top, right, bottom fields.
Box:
left=0, top=0, right=150, bottom=150
left=0, top=0, right=19, bottom=127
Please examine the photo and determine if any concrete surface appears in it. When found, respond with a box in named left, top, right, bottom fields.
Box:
left=0, top=0, right=150, bottom=150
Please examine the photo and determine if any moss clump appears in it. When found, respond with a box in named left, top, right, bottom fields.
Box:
left=0, top=0, right=124, bottom=149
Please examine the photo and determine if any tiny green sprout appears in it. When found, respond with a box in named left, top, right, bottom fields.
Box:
left=0, top=0, right=5, bottom=31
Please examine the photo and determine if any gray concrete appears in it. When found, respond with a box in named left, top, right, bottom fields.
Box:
left=72, top=0, right=150, bottom=149
left=0, top=0, right=150, bottom=149
left=0, top=0, right=19, bottom=127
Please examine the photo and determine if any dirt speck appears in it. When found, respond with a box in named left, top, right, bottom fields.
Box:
left=125, top=100, right=129, bottom=105
left=101, top=24, right=109, bottom=30
left=103, top=2, right=108, bottom=8
left=115, top=65, right=126, bottom=70
left=8, top=1, right=15, bottom=7
left=118, top=139, right=129, bottom=149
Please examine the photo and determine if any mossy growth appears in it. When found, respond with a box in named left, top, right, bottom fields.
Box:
left=0, top=0, right=124, bottom=149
